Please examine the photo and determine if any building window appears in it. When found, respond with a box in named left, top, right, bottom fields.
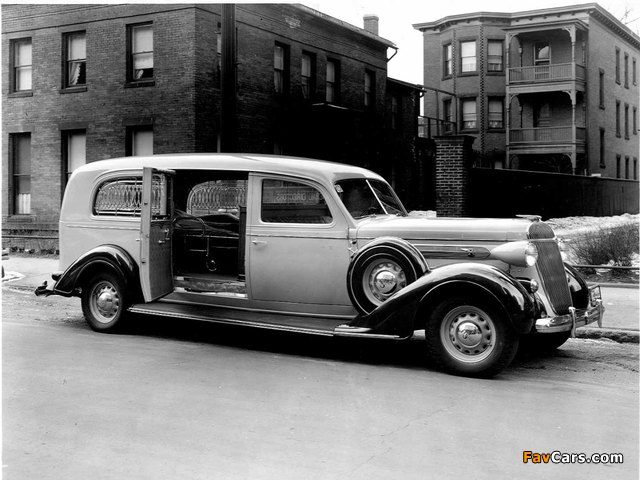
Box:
left=599, top=69, right=605, bottom=109
left=634, top=157, right=638, bottom=180
left=326, top=59, right=338, bottom=103
left=599, top=128, right=606, bottom=168
left=616, top=154, right=621, bottom=178
left=129, top=23, right=153, bottom=81
left=391, top=96, right=399, bottom=130
left=487, top=40, right=503, bottom=72
left=443, top=44, right=452, bottom=77
left=625, top=156, right=630, bottom=179
left=364, top=70, right=375, bottom=108
left=624, top=53, right=629, bottom=88
left=443, top=99, right=453, bottom=132
left=624, top=104, right=629, bottom=139
left=461, top=98, right=477, bottom=130
left=64, top=31, right=86, bottom=87
left=11, top=133, right=31, bottom=214
left=615, top=48, right=620, bottom=84
left=274, top=43, right=289, bottom=94
left=616, top=100, right=621, bottom=137
left=633, top=57, right=637, bottom=85
left=633, top=107, right=638, bottom=134
left=534, top=42, right=550, bottom=65
left=11, top=38, right=32, bottom=92
left=301, top=52, right=315, bottom=100
left=63, top=130, right=86, bottom=186
left=460, top=41, right=476, bottom=73
left=488, top=97, right=504, bottom=129
left=127, top=126, right=153, bottom=156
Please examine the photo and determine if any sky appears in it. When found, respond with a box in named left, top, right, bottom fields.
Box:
left=307, top=0, right=640, bottom=84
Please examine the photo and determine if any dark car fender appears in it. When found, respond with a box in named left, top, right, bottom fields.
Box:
left=348, top=262, right=538, bottom=337
left=51, top=245, right=139, bottom=298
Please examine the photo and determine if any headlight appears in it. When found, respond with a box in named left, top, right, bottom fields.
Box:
left=557, top=238, right=569, bottom=262
left=525, top=242, right=539, bottom=267
left=490, top=241, right=539, bottom=267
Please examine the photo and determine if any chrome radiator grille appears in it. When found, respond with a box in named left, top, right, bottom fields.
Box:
left=528, top=222, right=572, bottom=314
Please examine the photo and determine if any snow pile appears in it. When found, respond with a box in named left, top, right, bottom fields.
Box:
left=546, top=213, right=639, bottom=237
left=546, top=214, right=639, bottom=268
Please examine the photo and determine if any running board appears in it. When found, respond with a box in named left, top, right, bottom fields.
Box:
left=128, top=302, right=344, bottom=336
left=127, top=302, right=406, bottom=340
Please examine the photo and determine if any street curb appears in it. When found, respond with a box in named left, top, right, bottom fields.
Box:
left=576, top=327, right=639, bottom=344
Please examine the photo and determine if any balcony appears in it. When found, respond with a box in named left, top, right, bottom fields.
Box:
left=510, top=126, right=585, bottom=144
left=509, top=63, right=585, bottom=84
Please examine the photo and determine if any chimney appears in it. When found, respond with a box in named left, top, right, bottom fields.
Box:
left=363, top=14, right=379, bottom=35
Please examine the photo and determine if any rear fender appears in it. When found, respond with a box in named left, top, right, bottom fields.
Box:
left=348, top=262, right=537, bottom=337
left=52, top=245, right=139, bottom=297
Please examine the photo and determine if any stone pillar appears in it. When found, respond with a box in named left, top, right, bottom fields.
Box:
left=433, top=135, right=475, bottom=217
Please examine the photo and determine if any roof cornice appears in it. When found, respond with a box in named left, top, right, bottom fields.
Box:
left=413, top=3, right=640, bottom=49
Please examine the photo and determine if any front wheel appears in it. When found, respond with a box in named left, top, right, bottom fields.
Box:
left=425, top=296, right=519, bottom=377
left=81, top=272, right=128, bottom=332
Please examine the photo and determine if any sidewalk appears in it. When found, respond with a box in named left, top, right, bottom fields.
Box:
left=2, top=255, right=638, bottom=341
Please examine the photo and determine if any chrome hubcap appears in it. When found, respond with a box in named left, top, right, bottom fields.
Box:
left=91, top=282, right=120, bottom=323
left=365, top=261, right=407, bottom=304
left=441, top=307, right=495, bottom=363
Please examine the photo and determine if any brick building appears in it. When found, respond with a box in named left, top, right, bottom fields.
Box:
left=414, top=3, right=640, bottom=178
left=3, top=4, right=421, bottom=247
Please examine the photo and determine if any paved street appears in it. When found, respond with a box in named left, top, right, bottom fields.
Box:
left=2, top=286, right=638, bottom=480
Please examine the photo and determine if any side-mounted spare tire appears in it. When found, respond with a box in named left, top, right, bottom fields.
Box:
left=347, top=237, right=428, bottom=314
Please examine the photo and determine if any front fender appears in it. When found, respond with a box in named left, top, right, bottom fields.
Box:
left=348, top=262, right=537, bottom=337
left=52, top=245, right=139, bottom=297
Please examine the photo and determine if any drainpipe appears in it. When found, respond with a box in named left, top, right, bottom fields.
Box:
left=220, top=4, right=237, bottom=152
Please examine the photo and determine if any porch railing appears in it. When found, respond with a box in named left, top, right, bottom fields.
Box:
left=418, top=116, right=457, bottom=138
left=509, top=63, right=586, bottom=83
left=510, top=126, right=586, bottom=143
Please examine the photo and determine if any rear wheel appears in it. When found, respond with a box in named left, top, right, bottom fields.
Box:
left=425, top=296, right=519, bottom=377
left=81, top=272, right=128, bottom=332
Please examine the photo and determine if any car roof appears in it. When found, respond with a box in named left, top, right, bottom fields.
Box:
left=75, top=153, right=385, bottom=185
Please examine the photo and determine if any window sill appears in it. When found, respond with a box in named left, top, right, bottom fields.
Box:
left=6, top=214, right=36, bottom=222
left=60, top=86, right=87, bottom=94
left=487, top=71, right=505, bottom=76
left=487, top=128, right=505, bottom=133
left=7, top=91, right=33, bottom=98
left=458, top=72, right=478, bottom=77
left=125, top=80, right=155, bottom=88
left=460, top=129, right=479, bottom=134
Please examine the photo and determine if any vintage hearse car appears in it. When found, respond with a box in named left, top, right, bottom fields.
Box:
left=36, top=154, right=604, bottom=377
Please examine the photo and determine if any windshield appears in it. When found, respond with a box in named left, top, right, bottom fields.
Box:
left=335, top=179, right=407, bottom=219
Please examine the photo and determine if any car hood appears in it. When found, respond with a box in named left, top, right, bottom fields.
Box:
left=355, top=214, right=538, bottom=242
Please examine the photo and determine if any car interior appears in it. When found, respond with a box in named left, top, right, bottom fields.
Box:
left=172, top=171, right=248, bottom=295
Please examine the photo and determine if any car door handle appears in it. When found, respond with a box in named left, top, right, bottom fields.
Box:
left=252, top=240, right=267, bottom=246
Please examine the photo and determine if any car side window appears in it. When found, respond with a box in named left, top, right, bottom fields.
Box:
left=93, top=177, right=143, bottom=217
left=261, top=179, right=332, bottom=224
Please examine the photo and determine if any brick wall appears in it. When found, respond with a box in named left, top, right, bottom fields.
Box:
left=434, top=135, right=475, bottom=216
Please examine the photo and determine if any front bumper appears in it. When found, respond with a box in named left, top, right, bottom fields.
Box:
left=535, top=285, right=604, bottom=336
